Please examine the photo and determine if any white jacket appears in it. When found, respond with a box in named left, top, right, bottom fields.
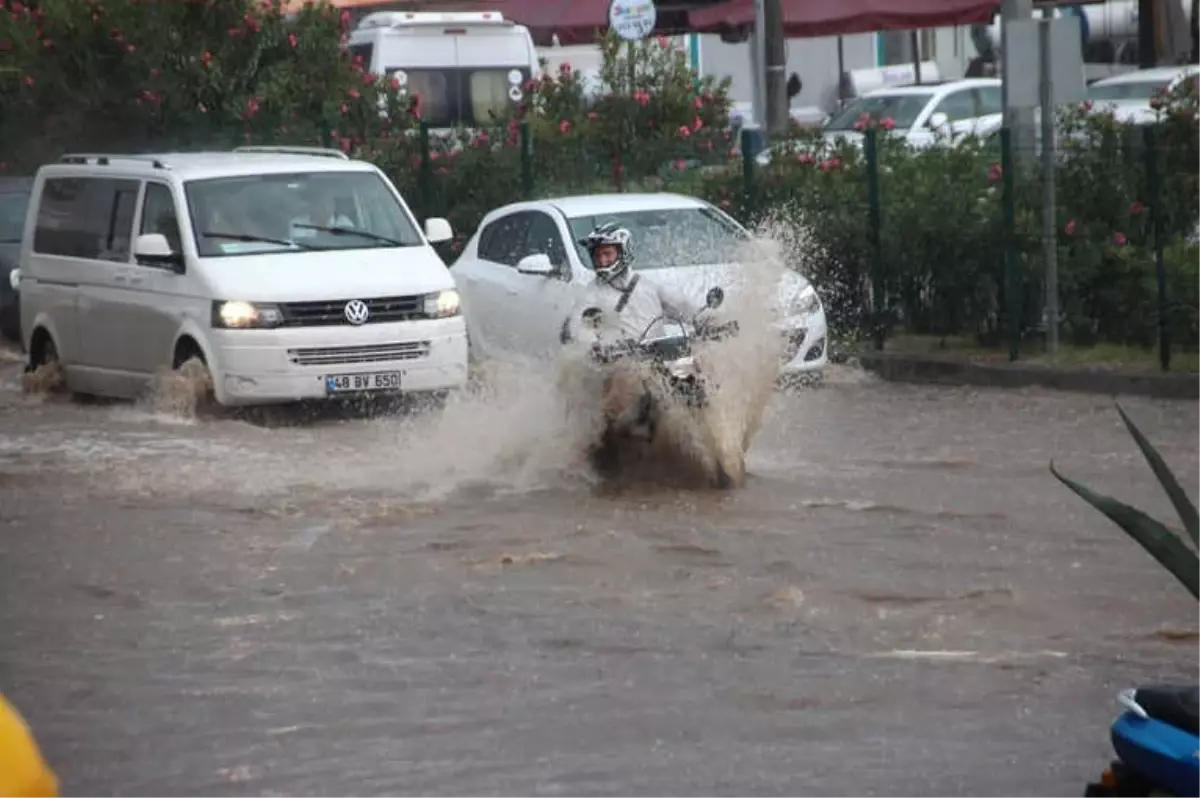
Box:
left=566, top=269, right=706, bottom=345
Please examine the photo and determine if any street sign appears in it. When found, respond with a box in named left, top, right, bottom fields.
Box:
left=608, top=0, right=656, bottom=41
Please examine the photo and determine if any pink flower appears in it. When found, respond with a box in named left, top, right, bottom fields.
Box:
left=1064, top=219, right=1077, bottom=236
left=677, top=125, right=690, bottom=138
left=1113, top=231, right=1127, bottom=245
left=656, top=35, right=669, bottom=47
left=1149, top=97, right=1163, bottom=110
left=587, top=111, right=599, bottom=121
left=389, top=77, right=400, bottom=91
left=347, top=88, right=360, bottom=99
left=558, top=61, right=572, bottom=74
left=880, top=116, right=896, bottom=130
left=988, top=163, right=1003, bottom=183
left=200, top=51, right=213, bottom=68
left=719, top=198, right=732, bottom=209
left=1129, top=201, right=1144, bottom=215
left=339, top=103, right=349, bottom=115
left=673, top=158, right=687, bottom=171
left=818, top=157, right=841, bottom=172
left=1080, top=99, right=1094, bottom=112
left=693, top=96, right=703, bottom=109
left=692, top=117, right=703, bottom=132
left=853, top=119, right=867, bottom=131
left=559, top=119, right=571, bottom=134
left=288, top=33, right=298, bottom=48
left=796, top=152, right=815, bottom=165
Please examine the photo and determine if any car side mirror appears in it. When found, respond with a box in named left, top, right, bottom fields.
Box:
left=424, top=217, right=453, bottom=244
left=517, top=253, right=555, bottom=276
left=928, top=111, right=950, bottom=131
left=133, top=233, right=184, bottom=272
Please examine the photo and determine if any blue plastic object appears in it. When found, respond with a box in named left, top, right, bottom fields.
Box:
left=1111, top=712, right=1200, bottom=797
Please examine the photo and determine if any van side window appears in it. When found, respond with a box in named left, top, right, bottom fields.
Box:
left=140, top=182, right=182, bottom=253
left=33, top=176, right=140, bottom=261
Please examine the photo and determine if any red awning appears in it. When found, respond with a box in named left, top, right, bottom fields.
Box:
left=688, top=0, right=1001, bottom=39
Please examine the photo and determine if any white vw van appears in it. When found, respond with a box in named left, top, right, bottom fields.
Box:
left=347, top=11, right=538, bottom=129
left=16, top=147, right=467, bottom=406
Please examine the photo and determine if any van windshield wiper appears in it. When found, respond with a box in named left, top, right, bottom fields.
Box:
left=201, top=231, right=316, bottom=250
left=290, top=223, right=414, bottom=247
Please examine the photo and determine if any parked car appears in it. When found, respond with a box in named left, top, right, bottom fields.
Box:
left=1087, top=64, right=1200, bottom=124
left=451, top=192, right=828, bottom=378
left=756, top=78, right=1004, bottom=165
left=17, top=146, right=466, bottom=406
left=0, top=177, right=32, bottom=344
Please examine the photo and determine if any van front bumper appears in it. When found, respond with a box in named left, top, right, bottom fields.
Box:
left=207, top=317, right=468, bottom=406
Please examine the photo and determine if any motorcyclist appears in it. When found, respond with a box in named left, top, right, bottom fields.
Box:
left=566, top=221, right=711, bottom=434
left=569, top=221, right=707, bottom=343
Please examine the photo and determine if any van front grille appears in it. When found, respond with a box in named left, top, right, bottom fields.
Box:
left=288, top=341, right=431, bottom=366
left=279, top=295, right=424, bottom=327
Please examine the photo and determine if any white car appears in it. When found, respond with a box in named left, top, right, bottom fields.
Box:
left=451, top=192, right=828, bottom=377
left=1086, top=65, right=1200, bottom=123
left=757, top=78, right=1004, bottom=165
left=17, top=146, right=466, bottom=406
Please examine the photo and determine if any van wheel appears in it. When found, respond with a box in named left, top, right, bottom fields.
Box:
left=157, top=354, right=216, bottom=418
left=21, top=334, right=65, bottom=395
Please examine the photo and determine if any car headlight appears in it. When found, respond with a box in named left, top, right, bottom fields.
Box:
left=211, top=300, right=284, bottom=329
left=424, top=289, right=460, bottom=319
left=792, top=284, right=820, bottom=315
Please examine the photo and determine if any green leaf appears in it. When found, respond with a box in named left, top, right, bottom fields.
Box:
left=1115, top=402, right=1199, bottom=548
left=1050, top=461, right=1199, bottom=598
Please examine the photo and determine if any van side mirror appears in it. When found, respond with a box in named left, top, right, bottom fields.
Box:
left=424, top=217, right=453, bottom=244
left=133, top=233, right=184, bottom=272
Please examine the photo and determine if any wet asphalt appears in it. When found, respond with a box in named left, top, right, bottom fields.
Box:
left=0, top=350, right=1196, bottom=796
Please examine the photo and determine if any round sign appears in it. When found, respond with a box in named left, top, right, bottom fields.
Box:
left=508, top=86, right=523, bottom=102
left=608, top=0, right=656, bottom=42
left=507, top=69, right=522, bottom=85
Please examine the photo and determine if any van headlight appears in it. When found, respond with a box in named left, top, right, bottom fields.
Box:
left=423, top=289, right=460, bottom=319
left=212, top=300, right=284, bottom=329
left=792, top=284, right=820, bottom=316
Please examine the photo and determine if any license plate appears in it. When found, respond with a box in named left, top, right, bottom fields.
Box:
left=324, top=371, right=402, bottom=394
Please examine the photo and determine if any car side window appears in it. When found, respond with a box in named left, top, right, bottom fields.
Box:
left=523, top=212, right=570, bottom=276
left=33, top=176, right=140, bottom=261
left=139, top=182, right=182, bottom=255
left=931, top=90, right=978, bottom=122
left=976, top=86, right=1003, bottom=116
left=477, top=211, right=533, bottom=267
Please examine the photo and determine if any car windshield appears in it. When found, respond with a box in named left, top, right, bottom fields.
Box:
left=185, top=170, right=423, bottom=257
left=0, top=191, right=30, bottom=243
left=567, top=206, right=749, bottom=270
left=1087, top=78, right=1174, bottom=103
left=825, top=92, right=934, bottom=131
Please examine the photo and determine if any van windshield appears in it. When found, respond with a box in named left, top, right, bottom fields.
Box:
left=185, top=171, right=423, bottom=258
left=387, top=67, right=530, bottom=127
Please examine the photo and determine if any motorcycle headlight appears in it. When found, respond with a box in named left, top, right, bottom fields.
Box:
left=791, top=284, right=821, bottom=316
left=424, top=289, right=461, bottom=319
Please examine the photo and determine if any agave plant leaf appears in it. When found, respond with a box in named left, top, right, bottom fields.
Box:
left=1115, top=403, right=1199, bottom=548
left=1050, top=461, right=1199, bottom=599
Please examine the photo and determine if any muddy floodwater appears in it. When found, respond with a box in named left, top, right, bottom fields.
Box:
left=0, top=347, right=1196, bottom=796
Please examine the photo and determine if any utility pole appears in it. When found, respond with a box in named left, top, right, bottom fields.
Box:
left=762, top=0, right=789, bottom=134
left=1137, top=0, right=1157, bottom=68
left=1001, top=0, right=1036, bottom=162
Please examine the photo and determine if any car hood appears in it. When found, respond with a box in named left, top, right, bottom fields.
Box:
left=193, top=245, right=453, bottom=303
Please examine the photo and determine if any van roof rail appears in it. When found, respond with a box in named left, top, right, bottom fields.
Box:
left=59, top=153, right=169, bottom=169
left=233, top=145, right=350, bottom=160
left=356, top=10, right=508, bottom=30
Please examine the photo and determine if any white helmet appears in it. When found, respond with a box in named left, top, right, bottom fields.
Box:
left=579, top=221, right=633, bottom=282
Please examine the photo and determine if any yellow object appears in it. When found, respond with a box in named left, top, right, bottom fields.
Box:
left=0, top=694, right=59, bottom=798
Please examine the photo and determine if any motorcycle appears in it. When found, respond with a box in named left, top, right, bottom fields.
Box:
left=1084, top=684, right=1199, bottom=797
left=571, top=286, right=745, bottom=489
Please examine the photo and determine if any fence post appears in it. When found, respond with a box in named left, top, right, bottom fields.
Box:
left=740, top=127, right=756, bottom=220
left=1143, top=124, right=1170, bottom=372
left=1001, top=127, right=1020, bottom=362
left=864, top=127, right=884, bottom=351
left=418, top=120, right=432, bottom=223
left=519, top=121, right=534, bottom=197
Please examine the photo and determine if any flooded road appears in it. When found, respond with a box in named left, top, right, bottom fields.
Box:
left=0, top=350, right=1196, bottom=796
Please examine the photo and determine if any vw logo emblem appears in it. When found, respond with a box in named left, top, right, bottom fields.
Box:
left=344, top=299, right=370, bottom=325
